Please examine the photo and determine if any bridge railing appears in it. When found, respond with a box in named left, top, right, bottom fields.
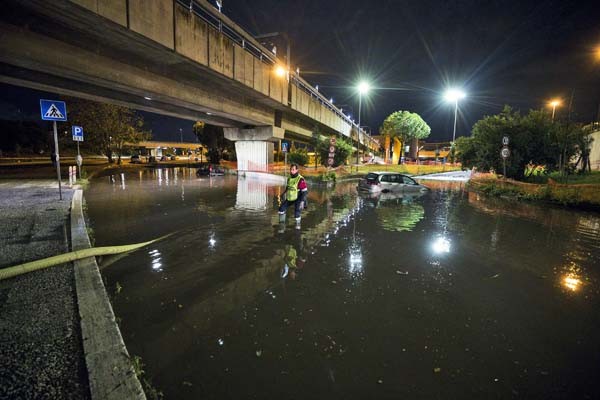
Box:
left=177, top=0, right=379, bottom=151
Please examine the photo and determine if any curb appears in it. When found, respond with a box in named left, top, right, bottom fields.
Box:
left=70, top=190, right=146, bottom=400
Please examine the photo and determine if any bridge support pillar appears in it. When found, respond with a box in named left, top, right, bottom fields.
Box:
left=224, top=126, right=284, bottom=172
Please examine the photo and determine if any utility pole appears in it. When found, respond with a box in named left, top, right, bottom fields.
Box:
left=53, top=121, right=62, bottom=200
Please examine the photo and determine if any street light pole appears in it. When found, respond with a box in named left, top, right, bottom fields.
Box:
left=444, top=88, right=466, bottom=161
left=549, top=100, right=561, bottom=122
left=452, top=100, right=458, bottom=144
left=356, top=81, right=370, bottom=171
left=357, top=93, right=362, bottom=170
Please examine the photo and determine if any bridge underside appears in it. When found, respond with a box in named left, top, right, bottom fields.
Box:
left=0, top=1, right=325, bottom=137
left=1, top=0, right=377, bottom=171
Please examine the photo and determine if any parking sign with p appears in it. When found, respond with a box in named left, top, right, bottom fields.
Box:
left=72, top=126, right=84, bottom=142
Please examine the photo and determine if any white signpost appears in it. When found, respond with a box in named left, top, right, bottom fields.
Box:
left=328, top=137, right=336, bottom=167
left=501, top=136, right=510, bottom=178
left=281, top=141, right=289, bottom=176
left=72, top=126, right=84, bottom=179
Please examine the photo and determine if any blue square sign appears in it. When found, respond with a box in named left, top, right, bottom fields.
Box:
left=40, top=99, right=67, bottom=121
left=72, top=126, right=84, bottom=142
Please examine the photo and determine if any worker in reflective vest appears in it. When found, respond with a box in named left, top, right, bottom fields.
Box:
left=278, top=163, right=308, bottom=221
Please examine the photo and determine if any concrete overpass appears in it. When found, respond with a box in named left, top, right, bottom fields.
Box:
left=0, top=0, right=379, bottom=171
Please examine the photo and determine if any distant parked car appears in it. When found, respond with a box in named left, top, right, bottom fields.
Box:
left=196, top=163, right=225, bottom=177
left=130, top=154, right=141, bottom=164
left=357, top=172, right=429, bottom=194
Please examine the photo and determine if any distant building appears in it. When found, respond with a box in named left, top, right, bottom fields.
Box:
left=588, top=125, right=600, bottom=170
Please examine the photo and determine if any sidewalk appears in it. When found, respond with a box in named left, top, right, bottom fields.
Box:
left=0, top=180, right=90, bottom=399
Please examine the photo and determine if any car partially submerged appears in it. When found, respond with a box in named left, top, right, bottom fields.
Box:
left=196, top=163, right=225, bottom=176
left=357, top=172, right=429, bottom=193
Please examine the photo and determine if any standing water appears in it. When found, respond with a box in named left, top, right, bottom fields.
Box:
left=85, top=168, right=600, bottom=399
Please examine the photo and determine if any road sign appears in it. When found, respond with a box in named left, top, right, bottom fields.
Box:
left=327, top=158, right=334, bottom=166
left=502, top=136, right=509, bottom=146
left=40, top=99, right=67, bottom=121
left=329, top=137, right=336, bottom=146
left=72, top=126, right=84, bottom=142
left=501, top=146, right=510, bottom=159
left=281, top=142, right=289, bottom=153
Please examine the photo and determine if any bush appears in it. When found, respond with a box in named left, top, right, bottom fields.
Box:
left=316, top=137, right=353, bottom=167
left=288, top=148, right=309, bottom=166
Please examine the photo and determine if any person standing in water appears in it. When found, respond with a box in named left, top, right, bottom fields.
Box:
left=278, top=163, right=308, bottom=221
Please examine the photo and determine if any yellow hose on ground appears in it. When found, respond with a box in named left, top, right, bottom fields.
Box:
left=0, top=234, right=172, bottom=281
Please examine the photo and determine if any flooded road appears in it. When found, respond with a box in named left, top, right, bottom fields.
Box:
left=86, top=168, right=600, bottom=399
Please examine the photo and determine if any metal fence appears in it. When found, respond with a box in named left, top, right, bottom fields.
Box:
left=176, top=0, right=378, bottom=149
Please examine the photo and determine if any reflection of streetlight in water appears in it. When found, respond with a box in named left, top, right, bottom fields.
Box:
left=562, top=274, right=582, bottom=292
left=559, top=260, right=584, bottom=292
left=432, top=237, right=451, bottom=254
left=349, top=244, right=363, bottom=275
left=349, top=198, right=364, bottom=275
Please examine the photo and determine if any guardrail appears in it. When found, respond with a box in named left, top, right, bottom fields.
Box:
left=176, top=0, right=378, bottom=150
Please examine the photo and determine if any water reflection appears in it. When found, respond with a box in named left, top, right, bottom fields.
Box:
left=208, top=233, right=216, bottom=248
left=235, top=175, right=285, bottom=212
left=431, top=237, right=451, bottom=254
left=562, top=274, right=582, bottom=291
left=84, top=169, right=600, bottom=400
left=149, top=249, right=163, bottom=272
left=348, top=243, right=363, bottom=275
left=361, top=191, right=426, bottom=232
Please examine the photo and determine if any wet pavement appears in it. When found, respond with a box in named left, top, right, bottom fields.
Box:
left=0, top=180, right=90, bottom=399
left=85, top=168, right=600, bottom=399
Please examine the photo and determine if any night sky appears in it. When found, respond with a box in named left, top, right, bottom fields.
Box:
left=2, top=0, right=600, bottom=142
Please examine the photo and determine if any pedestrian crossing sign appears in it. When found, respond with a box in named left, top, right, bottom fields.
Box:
left=40, top=99, right=67, bottom=121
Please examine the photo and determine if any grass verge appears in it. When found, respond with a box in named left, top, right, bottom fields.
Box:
left=469, top=176, right=600, bottom=209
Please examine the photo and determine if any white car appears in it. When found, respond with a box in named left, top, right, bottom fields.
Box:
left=357, top=172, right=429, bottom=193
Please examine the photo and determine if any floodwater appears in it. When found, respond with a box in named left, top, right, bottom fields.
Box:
left=85, top=168, right=600, bottom=399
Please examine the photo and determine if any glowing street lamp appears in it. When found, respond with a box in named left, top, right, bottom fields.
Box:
left=274, top=65, right=287, bottom=79
left=444, top=88, right=466, bottom=144
left=549, top=99, right=561, bottom=121
left=356, top=81, right=371, bottom=168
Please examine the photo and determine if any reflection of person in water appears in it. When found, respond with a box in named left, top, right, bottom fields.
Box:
left=281, top=244, right=297, bottom=279
left=281, top=236, right=307, bottom=280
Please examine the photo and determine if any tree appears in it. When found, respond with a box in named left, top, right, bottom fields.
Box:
left=193, top=122, right=234, bottom=163
left=0, top=120, right=48, bottom=155
left=316, top=136, right=353, bottom=167
left=68, top=98, right=149, bottom=163
left=311, top=127, right=322, bottom=168
left=380, top=110, right=431, bottom=162
left=456, top=106, right=588, bottom=180
left=288, top=148, right=309, bottom=166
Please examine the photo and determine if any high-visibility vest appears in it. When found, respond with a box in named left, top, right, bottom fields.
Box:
left=286, top=174, right=304, bottom=201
